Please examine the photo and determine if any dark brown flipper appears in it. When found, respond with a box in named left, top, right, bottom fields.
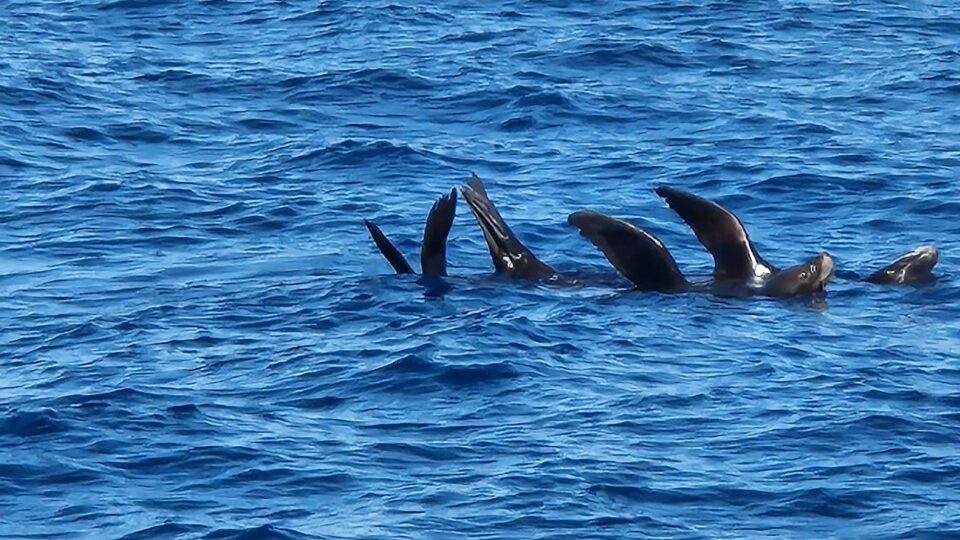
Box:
left=460, top=174, right=556, bottom=280
left=568, top=211, right=688, bottom=292
left=364, top=219, right=416, bottom=274
left=420, top=188, right=457, bottom=277
left=656, top=186, right=777, bottom=280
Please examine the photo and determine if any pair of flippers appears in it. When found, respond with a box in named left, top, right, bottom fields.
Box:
left=363, top=188, right=457, bottom=278
left=365, top=175, right=939, bottom=296
left=363, top=175, right=558, bottom=282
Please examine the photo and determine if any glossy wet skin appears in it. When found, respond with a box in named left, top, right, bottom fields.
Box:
left=761, top=253, right=835, bottom=298
left=864, top=245, right=939, bottom=284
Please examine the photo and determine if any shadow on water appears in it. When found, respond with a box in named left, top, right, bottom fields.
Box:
left=418, top=276, right=454, bottom=299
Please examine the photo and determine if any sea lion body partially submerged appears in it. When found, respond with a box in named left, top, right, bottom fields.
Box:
left=369, top=177, right=939, bottom=299
left=654, top=186, right=938, bottom=286
left=568, top=210, right=834, bottom=298
left=571, top=185, right=936, bottom=297
left=863, top=245, right=939, bottom=284
left=461, top=175, right=833, bottom=298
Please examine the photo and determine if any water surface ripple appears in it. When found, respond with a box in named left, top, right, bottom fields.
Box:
left=2, top=1, right=959, bottom=538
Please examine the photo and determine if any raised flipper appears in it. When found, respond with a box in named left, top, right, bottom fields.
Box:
left=364, top=220, right=416, bottom=274
left=568, top=211, right=688, bottom=292
left=864, top=245, right=939, bottom=284
left=420, top=188, right=457, bottom=277
left=656, top=186, right=776, bottom=280
left=460, top=174, right=556, bottom=280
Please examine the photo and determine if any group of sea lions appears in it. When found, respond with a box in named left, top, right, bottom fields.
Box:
left=364, top=175, right=940, bottom=298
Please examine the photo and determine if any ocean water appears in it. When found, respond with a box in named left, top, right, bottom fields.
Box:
left=2, top=1, right=959, bottom=538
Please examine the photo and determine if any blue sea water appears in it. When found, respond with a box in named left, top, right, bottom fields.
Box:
left=2, top=1, right=960, bottom=538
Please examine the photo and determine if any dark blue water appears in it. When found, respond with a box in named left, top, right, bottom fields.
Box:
left=3, top=1, right=959, bottom=538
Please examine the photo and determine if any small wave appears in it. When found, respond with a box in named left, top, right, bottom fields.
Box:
left=132, top=228, right=212, bottom=247
left=428, top=87, right=516, bottom=113
left=54, top=387, right=163, bottom=411
left=371, top=442, right=464, bottom=462
left=290, top=139, right=440, bottom=168
left=762, top=487, right=877, bottom=519
left=861, top=388, right=928, bottom=403
left=437, top=361, right=520, bottom=386
left=373, top=353, right=437, bottom=375
left=230, top=467, right=353, bottom=487
left=0, top=154, right=29, bottom=169
left=118, top=522, right=205, bottom=540
left=282, top=67, right=436, bottom=96
left=159, top=333, right=224, bottom=348
left=748, top=173, right=859, bottom=194
left=166, top=403, right=201, bottom=416
left=34, top=321, right=107, bottom=352
left=98, top=0, right=182, bottom=11
left=279, top=396, right=349, bottom=410
left=512, top=90, right=575, bottom=109
left=567, top=39, right=690, bottom=69
left=895, top=527, right=960, bottom=540
left=104, top=121, right=172, bottom=144
left=0, top=462, right=100, bottom=487
left=0, top=409, right=69, bottom=437
left=916, top=200, right=960, bottom=216
left=190, top=201, right=247, bottom=219
left=793, top=121, right=838, bottom=134
left=205, top=524, right=318, bottom=540
left=230, top=213, right=289, bottom=232
left=283, top=5, right=341, bottom=22
left=133, top=68, right=213, bottom=84
left=439, top=29, right=522, bottom=43
left=233, top=117, right=301, bottom=131
left=892, top=463, right=960, bottom=484
left=587, top=483, right=705, bottom=504
left=63, top=126, right=107, bottom=141
left=500, top=116, right=536, bottom=131
left=110, top=445, right=261, bottom=474
left=357, top=353, right=520, bottom=394
left=851, top=412, right=919, bottom=432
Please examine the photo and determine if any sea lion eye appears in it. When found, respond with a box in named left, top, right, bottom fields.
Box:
left=799, top=272, right=808, bottom=279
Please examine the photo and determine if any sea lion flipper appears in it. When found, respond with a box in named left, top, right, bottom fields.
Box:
left=364, top=219, right=416, bottom=274
left=864, top=245, right=939, bottom=284
left=420, top=188, right=457, bottom=277
left=460, top=174, right=555, bottom=279
left=568, top=211, right=688, bottom=292
left=656, top=186, right=776, bottom=280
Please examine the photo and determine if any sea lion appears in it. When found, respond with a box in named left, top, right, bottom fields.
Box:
left=568, top=210, right=834, bottom=298
left=863, top=245, right=939, bottom=284
left=655, top=186, right=938, bottom=285
left=461, top=175, right=835, bottom=296
left=364, top=188, right=457, bottom=277
left=570, top=185, right=937, bottom=297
